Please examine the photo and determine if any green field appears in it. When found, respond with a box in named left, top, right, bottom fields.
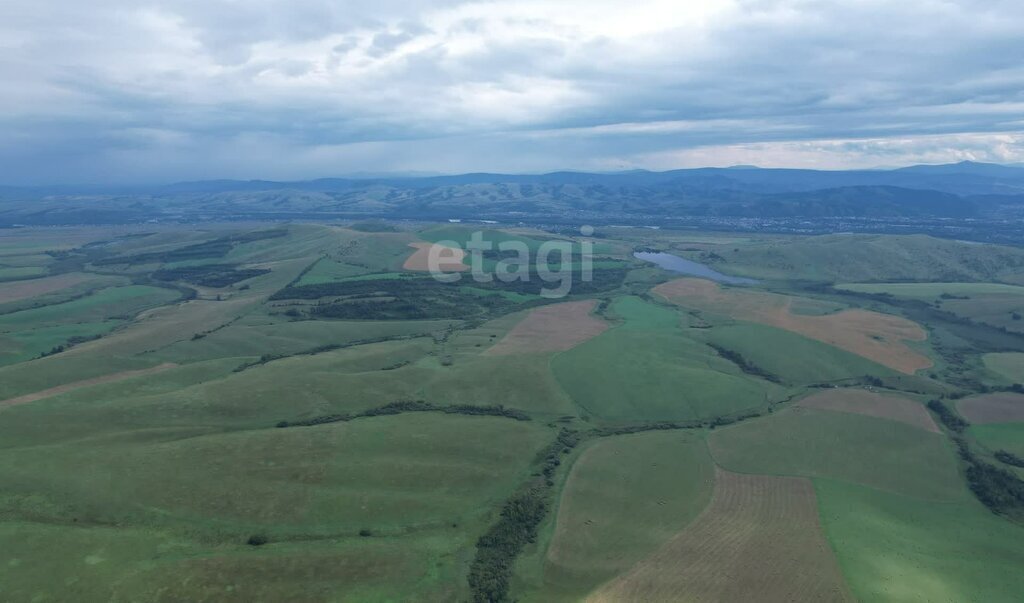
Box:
left=2, top=222, right=1024, bottom=601
left=530, top=431, right=714, bottom=601
left=984, top=353, right=1024, bottom=383
left=154, top=316, right=457, bottom=363
left=817, top=479, right=1024, bottom=602
left=552, top=297, right=784, bottom=424
left=0, top=414, right=552, bottom=602
left=694, top=234, right=1024, bottom=282
left=710, top=407, right=965, bottom=501
left=0, top=266, right=48, bottom=281
left=0, top=285, right=181, bottom=329
left=971, top=423, right=1024, bottom=457
left=837, top=281, right=1024, bottom=334
left=0, top=285, right=182, bottom=366
left=838, top=281, right=1024, bottom=298
left=422, top=353, right=579, bottom=418
left=697, top=321, right=897, bottom=385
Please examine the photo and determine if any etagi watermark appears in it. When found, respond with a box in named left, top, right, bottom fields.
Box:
left=426, top=226, right=596, bottom=299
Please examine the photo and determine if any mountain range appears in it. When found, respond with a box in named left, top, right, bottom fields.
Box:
left=2, top=161, right=1024, bottom=227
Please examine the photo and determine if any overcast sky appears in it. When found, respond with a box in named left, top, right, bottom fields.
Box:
left=3, top=0, right=1024, bottom=184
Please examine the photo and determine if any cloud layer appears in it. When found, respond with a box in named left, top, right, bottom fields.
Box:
left=3, top=0, right=1024, bottom=183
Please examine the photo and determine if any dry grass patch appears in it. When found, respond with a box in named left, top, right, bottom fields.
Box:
left=402, top=242, right=469, bottom=272
left=799, top=389, right=939, bottom=432
left=654, top=278, right=931, bottom=374
left=0, top=363, right=177, bottom=409
left=486, top=300, right=608, bottom=356
left=0, top=273, right=95, bottom=304
left=588, top=469, right=852, bottom=603
left=957, top=393, right=1024, bottom=424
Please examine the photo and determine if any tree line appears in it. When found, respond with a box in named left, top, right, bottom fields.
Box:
left=468, top=429, right=580, bottom=602
left=275, top=399, right=531, bottom=428
left=929, top=399, right=1024, bottom=515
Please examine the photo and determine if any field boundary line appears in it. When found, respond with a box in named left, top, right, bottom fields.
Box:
left=0, top=363, right=178, bottom=409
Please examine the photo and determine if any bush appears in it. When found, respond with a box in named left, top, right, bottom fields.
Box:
left=927, top=399, right=969, bottom=433
left=246, top=534, right=268, bottom=546
left=995, top=450, right=1024, bottom=468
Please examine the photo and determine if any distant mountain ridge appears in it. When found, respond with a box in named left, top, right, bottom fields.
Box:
left=2, top=162, right=1024, bottom=230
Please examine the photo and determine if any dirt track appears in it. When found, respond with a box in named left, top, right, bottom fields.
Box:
left=0, top=363, right=178, bottom=409
left=588, top=469, right=852, bottom=603
left=0, top=273, right=94, bottom=304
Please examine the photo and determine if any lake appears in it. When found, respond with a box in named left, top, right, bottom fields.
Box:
left=633, top=251, right=759, bottom=285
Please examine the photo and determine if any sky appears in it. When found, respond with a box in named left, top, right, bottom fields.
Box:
left=2, top=0, right=1024, bottom=184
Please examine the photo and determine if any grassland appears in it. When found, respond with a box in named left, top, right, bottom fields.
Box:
left=589, top=470, right=852, bottom=602
left=839, top=281, right=1024, bottom=334
left=552, top=297, right=784, bottom=424
left=655, top=278, right=933, bottom=374
left=537, top=431, right=714, bottom=601
left=817, top=478, right=1024, bottom=602
left=984, top=352, right=1024, bottom=383
left=0, top=414, right=551, bottom=602
left=0, top=285, right=182, bottom=366
left=970, top=423, right=1024, bottom=457
left=693, top=234, right=1024, bottom=282
left=421, top=352, right=580, bottom=418
left=2, top=222, right=1024, bottom=601
left=798, top=389, right=938, bottom=432
left=709, top=407, right=964, bottom=501
left=697, top=322, right=899, bottom=385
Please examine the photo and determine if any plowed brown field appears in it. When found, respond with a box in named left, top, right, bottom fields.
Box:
left=402, top=242, right=468, bottom=272
left=957, top=393, right=1024, bottom=424
left=799, top=389, right=939, bottom=432
left=486, top=300, right=608, bottom=355
left=654, top=278, right=931, bottom=374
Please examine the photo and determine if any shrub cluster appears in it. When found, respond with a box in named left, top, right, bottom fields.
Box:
left=951, top=437, right=1024, bottom=515
left=468, top=428, right=578, bottom=602
left=468, top=487, right=547, bottom=602
left=927, top=399, right=969, bottom=433
left=276, top=400, right=531, bottom=428
left=153, top=264, right=269, bottom=287
left=707, top=343, right=781, bottom=383
left=995, top=450, right=1024, bottom=468
left=94, top=229, right=285, bottom=266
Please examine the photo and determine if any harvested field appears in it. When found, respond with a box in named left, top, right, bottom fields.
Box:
left=0, top=363, right=177, bottom=409
left=542, top=431, right=714, bottom=599
left=957, top=393, right=1024, bottom=424
left=654, top=278, right=931, bottom=374
left=588, top=469, right=852, bottom=603
left=402, top=242, right=468, bottom=272
left=0, top=273, right=94, bottom=304
left=485, top=300, right=608, bottom=355
left=799, top=389, right=939, bottom=432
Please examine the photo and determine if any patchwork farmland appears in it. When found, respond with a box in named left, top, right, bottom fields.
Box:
left=1, top=222, right=1023, bottom=602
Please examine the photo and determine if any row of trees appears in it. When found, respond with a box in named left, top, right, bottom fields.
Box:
left=152, top=264, right=269, bottom=287
left=929, top=400, right=1024, bottom=515
left=276, top=400, right=532, bottom=428
left=707, top=343, right=781, bottom=383
left=469, top=429, right=579, bottom=602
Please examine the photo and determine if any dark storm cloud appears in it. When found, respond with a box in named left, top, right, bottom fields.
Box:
left=2, top=0, right=1024, bottom=183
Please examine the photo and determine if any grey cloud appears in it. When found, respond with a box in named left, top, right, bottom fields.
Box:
left=2, top=0, right=1024, bottom=183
